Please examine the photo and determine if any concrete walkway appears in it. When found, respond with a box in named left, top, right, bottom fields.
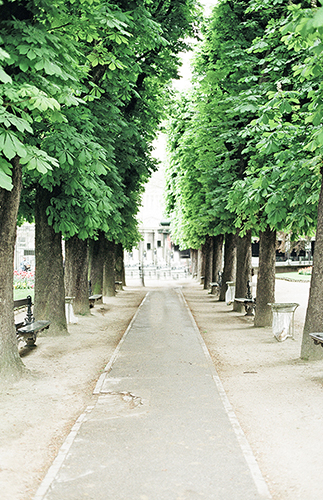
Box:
left=34, top=287, right=271, bottom=500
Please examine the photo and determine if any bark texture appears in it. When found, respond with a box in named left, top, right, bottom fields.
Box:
left=212, top=234, right=224, bottom=283
left=191, top=249, right=198, bottom=277
left=233, top=230, right=252, bottom=312
left=34, top=187, right=67, bottom=335
left=115, top=242, right=125, bottom=289
left=197, top=246, right=206, bottom=283
left=254, top=227, right=276, bottom=327
left=203, top=236, right=213, bottom=290
left=65, top=236, right=89, bottom=315
left=0, top=156, right=25, bottom=380
left=103, top=239, right=116, bottom=298
left=219, top=232, right=237, bottom=302
left=301, top=179, right=323, bottom=360
left=89, top=233, right=105, bottom=295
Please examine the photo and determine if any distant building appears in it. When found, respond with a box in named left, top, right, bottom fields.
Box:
left=15, top=223, right=35, bottom=271
left=124, top=134, right=190, bottom=269
left=124, top=163, right=174, bottom=266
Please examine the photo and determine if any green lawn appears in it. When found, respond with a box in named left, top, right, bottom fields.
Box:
left=275, top=272, right=311, bottom=282
left=14, top=288, right=34, bottom=301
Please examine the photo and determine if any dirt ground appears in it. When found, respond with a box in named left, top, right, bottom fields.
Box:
left=1, top=277, right=322, bottom=500
left=182, top=277, right=323, bottom=500
left=0, top=287, right=147, bottom=500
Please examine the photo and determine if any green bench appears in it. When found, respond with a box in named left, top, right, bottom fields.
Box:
left=89, top=294, right=103, bottom=308
left=14, top=295, right=50, bottom=347
left=309, top=333, right=323, bottom=347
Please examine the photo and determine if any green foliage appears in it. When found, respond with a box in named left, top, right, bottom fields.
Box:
left=0, top=0, right=200, bottom=251
left=166, top=0, right=270, bottom=247
left=0, top=3, right=84, bottom=189
left=166, top=0, right=323, bottom=248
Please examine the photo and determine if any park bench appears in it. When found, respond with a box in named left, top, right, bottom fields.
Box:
left=309, top=333, right=323, bottom=347
left=209, top=272, right=222, bottom=296
left=89, top=294, right=102, bottom=308
left=209, top=282, right=220, bottom=295
left=235, top=297, right=256, bottom=316
left=14, top=295, right=50, bottom=347
left=234, top=280, right=256, bottom=316
left=115, top=281, right=123, bottom=291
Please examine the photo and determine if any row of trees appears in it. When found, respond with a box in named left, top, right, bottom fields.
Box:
left=0, top=0, right=201, bottom=381
left=165, top=0, right=323, bottom=360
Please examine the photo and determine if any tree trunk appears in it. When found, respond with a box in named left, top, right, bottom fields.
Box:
left=122, top=264, right=126, bottom=287
left=191, top=249, right=198, bottom=278
left=301, top=179, right=323, bottom=360
left=89, top=232, right=105, bottom=295
left=103, top=239, right=116, bottom=299
left=203, top=235, right=213, bottom=290
left=233, top=230, right=252, bottom=311
left=197, top=246, right=206, bottom=283
left=254, top=227, right=276, bottom=327
left=0, top=156, right=25, bottom=381
left=219, top=232, right=237, bottom=302
left=34, top=187, right=67, bottom=335
left=115, top=242, right=124, bottom=289
left=212, top=234, right=224, bottom=283
left=65, top=236, right=89, bottom=315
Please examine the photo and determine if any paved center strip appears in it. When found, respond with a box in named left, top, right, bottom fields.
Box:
left=35, top=287, right=271, bottom=500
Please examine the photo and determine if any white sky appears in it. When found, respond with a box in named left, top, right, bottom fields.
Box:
left=203, top=0, right=217, bottom=16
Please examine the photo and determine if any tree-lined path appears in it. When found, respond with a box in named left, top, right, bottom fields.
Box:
left=0, top=0, right=201, bottom=381
left=34, top=287, right=271, bottom=500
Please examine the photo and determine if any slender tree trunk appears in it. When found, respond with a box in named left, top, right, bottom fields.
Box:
left=301, top=179, right=323, bottom=360
left=0, top=157, right=25, bottom=380
left=89, top=232, right=105, bottom=295
left=122, top=264, right=126, bottom=288
left=219, top=232, right=237, bottom=302
left=115, top=242, right=124, bottom=289
left=65, top=236, right=89, bottom=315
left=212, top=234, right=224, bottom=282
left=34, top=187, right=67, bottom=335
left=103, top=239, right=116, bottom=299
left=254, top=227, right=276, bottom=327
left=197, top=246, right=206, bottom=283
left=191, top=249, right=198, bottom=278
left=233, top=230, right=252, bottom=311
left=203, top=235, right=213, bottom=289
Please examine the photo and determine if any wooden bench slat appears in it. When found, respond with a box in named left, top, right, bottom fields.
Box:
left=14, top=298, right=30, bottom=309
left=17, top=320, right=51, bottom=334
left=309, top=333, right=323, bottom=347
left=89, top=294, right=103, bottom=308
left=235, top=297, right=256, bottom=316
left=235, top=298, right=256, bottom=304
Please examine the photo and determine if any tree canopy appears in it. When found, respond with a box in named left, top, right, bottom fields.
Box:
left=165, top=0, right=323, bottom=356
left=0, top=0, right=202, bottom=381
left=1, top=0, right=201, bottom=249
left=166, top=0, right=322, bottom=248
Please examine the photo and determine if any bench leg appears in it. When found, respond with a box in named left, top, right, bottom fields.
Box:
left=209, top=285, right=220, bottom=296
left=25, top=335, right=37, bottom=347
left=313, top=339, right=323, bottom=348
left=245, top=305, right=255, bottom=316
